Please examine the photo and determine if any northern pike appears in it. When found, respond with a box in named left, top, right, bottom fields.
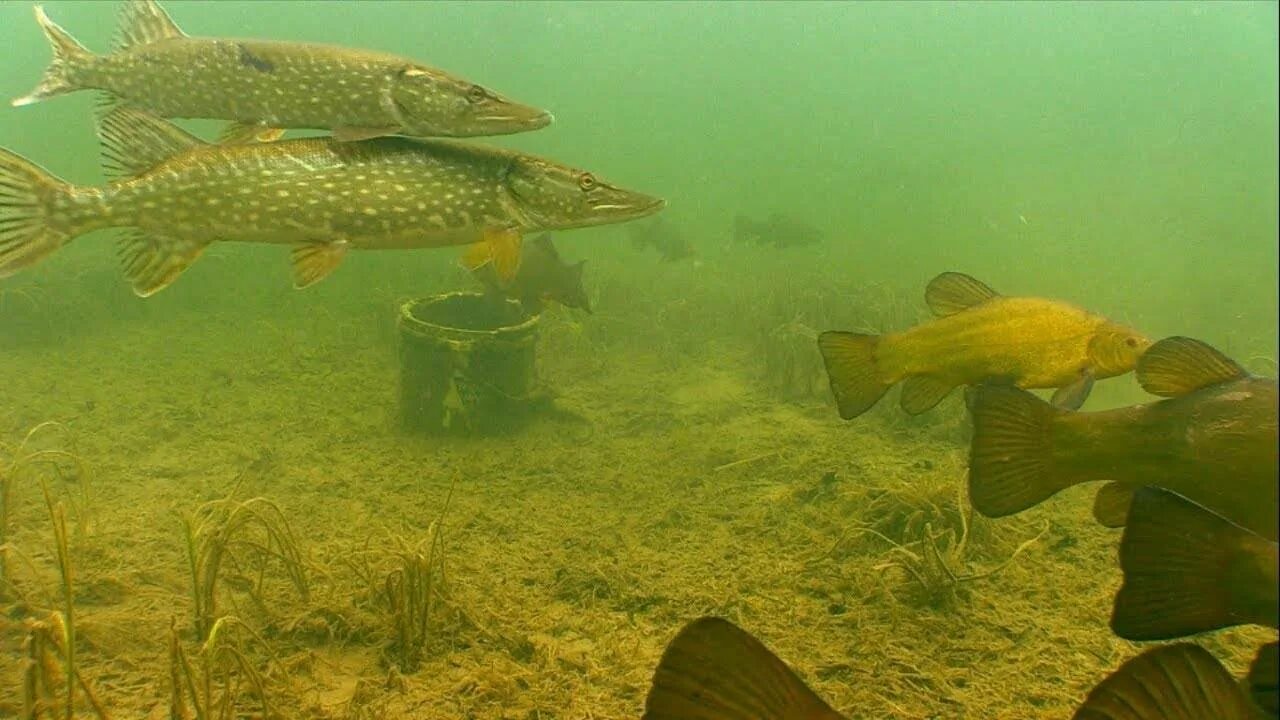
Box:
left=817, top=272, right=1151, bottom=419
left=968, top=337, right=1279, bottom=541
left=12, top=1, right=551, bottom=142
left=641, top=617, right=1259, bottom=720
left=1111, top=487, right=1277, bottom=641
left=0, top=107, right=663, bottom=296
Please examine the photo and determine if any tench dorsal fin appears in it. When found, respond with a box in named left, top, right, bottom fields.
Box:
left=924, top=272, right=999, bottom=316
left=114, top=0, right=186, bottom=51
left=117, top=231, right=209, bottom=297
left=98, top=106, right=206, bottom=180
left=643, top=617, right=847, bottom=720
left=1136, top=336, right=1247, bottom=397
left=1112, top=487, right=1268, bottom=641
left=1073, top=643, right=1255, bottom=720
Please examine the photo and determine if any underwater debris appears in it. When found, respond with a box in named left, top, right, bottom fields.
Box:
left=380, top=517, right=449, bottom=673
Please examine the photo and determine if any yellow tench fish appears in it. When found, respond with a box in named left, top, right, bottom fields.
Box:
left=0, top=107, right=662, bottom=296
left=817, top=272, right=1151, bottom=419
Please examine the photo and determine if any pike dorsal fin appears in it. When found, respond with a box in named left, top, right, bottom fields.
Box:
left=1136, top=336, right=1247, bottom=397
left=924, top=272, right=999, bottom=317
left=114, top=0, right=186, bottom=51
left=98, top=106, right=206, bottom=180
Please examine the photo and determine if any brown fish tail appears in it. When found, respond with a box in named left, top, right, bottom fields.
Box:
left=967, top=385, right=1071, bottom=518
left=11, top=6, right=95, bottom=108
left=643, top=617, right=847, bottom=720
left=1249, top=642, right=1278, bottom=716
left=1073, top=643, right=1254, bottom=720
left=0, top=148, right=82, bottom=277
left=817, top=332, right=892, bottom=419
left=1112, top=487, right=1273, bottom=640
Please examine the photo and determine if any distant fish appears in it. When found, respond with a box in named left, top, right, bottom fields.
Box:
left=1073, top=643, right=1258, bottom=720
left=0, top=107, right=663, bottom=296
left=817, top=272, right=1150, bottom=419
left=968, top=337, right=1278, bottom=541
left=473, top=234, right=591, bottom=314
left=732, top=213, right=822, bottom=250
left=12, top=1, right=552, bottom=142
left=1110, top=487, right=1277, bottom=641
left=642, top=617, right=1259, bottom=720
left=627, top=217, right=696, bottom=262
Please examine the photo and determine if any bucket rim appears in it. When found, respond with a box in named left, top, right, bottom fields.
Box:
left=399, top=291, right=538, bottom=338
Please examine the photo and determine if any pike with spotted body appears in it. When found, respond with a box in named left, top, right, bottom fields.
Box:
left=0, top=107, right=663, bottom=296
left=13, top=0, right=551, bottom=142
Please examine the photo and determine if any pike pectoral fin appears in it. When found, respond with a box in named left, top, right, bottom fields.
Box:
left=218, top=121, right=286, bottom=145
left=461, top=228, right=522, bottom=282
left=117, top=232, right=209, bottom=297
left=924, top=272, right=999, bottom=316
left=332, top=126, right=401, bottom=142
left=1112, top=487, right=1252, bottom=640
left=1136, top=336, right=1248, bottom=397
left=291, top=241, right=349, bottom=289
left=1092, top=481, right=1134, bottom=527
left=1050, top=370, right=1094, bottom=410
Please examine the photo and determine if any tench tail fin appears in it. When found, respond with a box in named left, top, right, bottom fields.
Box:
left=643, top=617, right=846, bottom=720
left=967, top=385, right=1071, bottom=518
left=0, top=148, right=77, bottom=278
left=11, top=6, right=95, bottom=108
left=1073, top=643, right=1254, bottom=720
left=1112, top=487, right=1264, bottom=641
left=817, top=332, right=891, bottom=419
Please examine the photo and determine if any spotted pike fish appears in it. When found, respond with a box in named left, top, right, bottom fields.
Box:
left=12, top=1, right=551, bottom=142
left=0, top=107, right=663, bottom=296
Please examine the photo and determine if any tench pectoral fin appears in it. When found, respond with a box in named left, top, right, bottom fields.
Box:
left=924, top=272, right=999, bottom=317
left=967, top=385, right=1073, bottom=518
left=899, top=375, right=954, bottom=415
left=1092, top=481, right=1134, bottom=527
left=218, top=121, right=286, bottom=145
left=643, top=617, right=847, bottom=720
left=1111, top=487, right=1248, bottom=641
left=461, top=229, right=522, bottom=282
left=1050, top=371, right=1094, bottom=410
left=1136, top=336, right=1248, bottom=398
left=332, top=126, right=401, bottom=142
left=117, top=232, right=209, bottom=297
left=291, top=241, right=349, bottom=289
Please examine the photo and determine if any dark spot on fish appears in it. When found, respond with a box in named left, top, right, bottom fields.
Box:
left=238, top=44, right=275, bottom=73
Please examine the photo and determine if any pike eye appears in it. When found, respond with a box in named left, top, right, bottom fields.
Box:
left=467, top=85, right=487, bottom=103
left=578, top=173, right=596, bottom=191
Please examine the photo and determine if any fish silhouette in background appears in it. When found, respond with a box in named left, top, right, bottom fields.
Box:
left=473, top=234, right=591, bottom=315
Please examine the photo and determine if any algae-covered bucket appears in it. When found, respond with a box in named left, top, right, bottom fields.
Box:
left=398, top=292, right=541, bottom=435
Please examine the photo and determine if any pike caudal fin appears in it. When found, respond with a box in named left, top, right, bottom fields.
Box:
left=11, top=6, right=95, bottom=108
left=0, top=148, right=76, bottom=278
left=817, top=332, right=891, bottom=419
left=967, top=385, right=1072, bottom=518
left=1073, top=643, right=1254, bottom=720
left=643, top=617, right=846, bottom=720
left=1112, top=487, right=1274, bottom=641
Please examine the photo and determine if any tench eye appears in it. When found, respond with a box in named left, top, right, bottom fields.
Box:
left=467, top=85, right=487, bottom=103
left=1125, top=338, right=1138, bottom=348
left=578, top=173, right=596, bottom=191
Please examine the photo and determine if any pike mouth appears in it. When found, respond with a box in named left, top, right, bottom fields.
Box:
left=477, top=110, right=554, bottom=129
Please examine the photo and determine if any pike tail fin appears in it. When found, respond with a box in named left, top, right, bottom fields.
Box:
left=11, top=6, right=95, bottom=108
left=0, top=148, right=77, bottom=277
left=817, top=331, right=892, bottom=419
left=967, top=385, right=1073, bottom=518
